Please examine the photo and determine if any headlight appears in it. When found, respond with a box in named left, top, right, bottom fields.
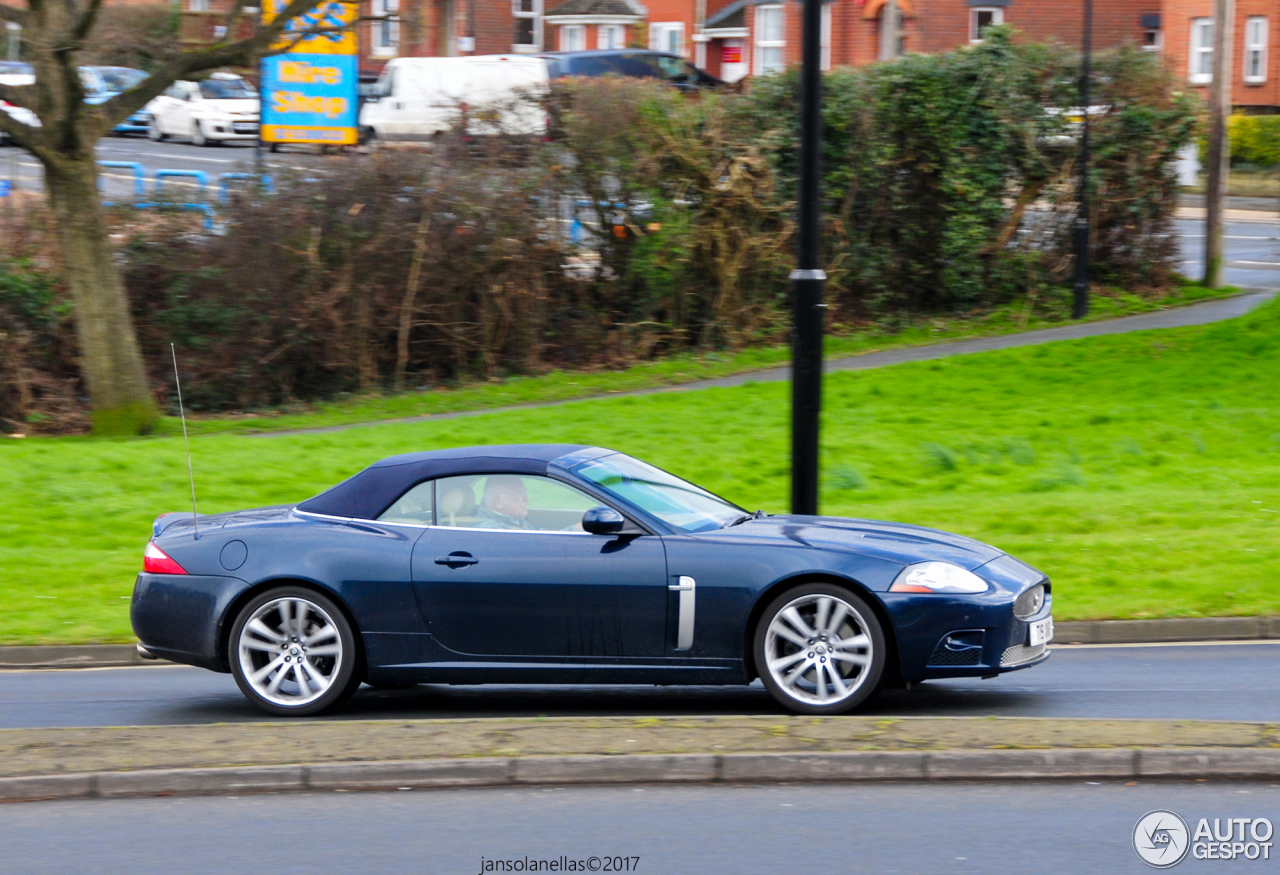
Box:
left=889, top=561, right=989, bottom=594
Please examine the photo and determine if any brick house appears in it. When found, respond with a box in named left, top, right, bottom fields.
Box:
left=1164, top=0, right=1280, bottom=108
left=543, top=0, right=646, bottom=52
left=691, top=0, right=1158, bottom=82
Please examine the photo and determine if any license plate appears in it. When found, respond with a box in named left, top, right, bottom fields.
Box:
left=1029, top=616, right=1054, bottom=647
left=233, top=123, right=259, bottom=133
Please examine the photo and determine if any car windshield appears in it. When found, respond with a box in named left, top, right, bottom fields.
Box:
left=199, top=79, right=256, bottom=100
left=573, top=454, right=744, bottom=533
left=95, top=68, right=147, bottom=93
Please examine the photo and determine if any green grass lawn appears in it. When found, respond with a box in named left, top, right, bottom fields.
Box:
left=155, top=281, right=1236, bottom=437
left=2, top=289, right=1277, bottom=644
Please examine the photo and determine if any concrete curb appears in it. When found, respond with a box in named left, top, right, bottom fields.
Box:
left=1053, top=616, right=1280, bottom=645
left=6, top=616, right=1280, bottom=669
left=4, top=748, right=1280, bottom=804
left=0, top=644, right=149, bottom=669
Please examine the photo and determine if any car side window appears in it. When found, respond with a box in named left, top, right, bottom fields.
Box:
left=655, top=56, right=691, bottom=81
left=436, top=474, right=602, bottom=531
left=377, top=480, right=434, bottom=525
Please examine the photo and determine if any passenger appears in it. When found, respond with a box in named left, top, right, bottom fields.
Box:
left=475, top=475, right=533, bottom=529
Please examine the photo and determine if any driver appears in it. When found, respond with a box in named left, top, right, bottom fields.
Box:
left=475, top=475, right=533, bottom=530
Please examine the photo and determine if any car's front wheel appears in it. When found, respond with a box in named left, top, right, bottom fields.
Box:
left=229, top=587, right=361, bottom=716
left=148, top=118, right=165, bottom=141
left=191, top=121, right=209, bottom=147
left=754, top=583, right=885, bottom=715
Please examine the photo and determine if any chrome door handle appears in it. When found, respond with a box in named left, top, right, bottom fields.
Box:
left=435, top=552, right=478, bottom=567
left=669, top=576, right=695, bottom=651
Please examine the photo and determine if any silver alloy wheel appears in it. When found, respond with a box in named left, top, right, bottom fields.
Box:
left=148, top=118, right=164, bottom=141
left=762, top=593, right=874, bottom=707
left=236, top=596, right=343, bottom=708
left=191, top=121, right=207, bottom=146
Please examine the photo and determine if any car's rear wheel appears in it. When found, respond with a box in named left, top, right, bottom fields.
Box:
left=754, top=583, right=885, bottom=715
left=229, top=587, right=360, bottom=716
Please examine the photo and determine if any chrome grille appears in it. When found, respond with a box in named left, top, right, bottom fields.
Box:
left=1000, top=641, right=1046, bottom=667
left=1014, top=584, right=1045, bottom=620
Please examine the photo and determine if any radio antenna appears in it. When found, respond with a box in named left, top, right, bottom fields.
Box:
left=170, top=343, right=199, bottom=541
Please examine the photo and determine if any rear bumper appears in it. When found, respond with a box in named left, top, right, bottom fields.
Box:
left=130, top=572, right=249, bottom=672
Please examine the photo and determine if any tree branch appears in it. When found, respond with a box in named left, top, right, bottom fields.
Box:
left=0, top=103, right=50, bottom=162
left=0, top=82, right=35, bottom=107
left=88, top=0, right=361, bottom=138
left=70, top=0, right=108, bottom=46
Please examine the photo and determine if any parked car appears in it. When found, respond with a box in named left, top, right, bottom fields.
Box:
left=133, top=444, right=1053, bottom=717
left=80, top=66, right=152, bottom=135
left=0, top=64, right=37, bottom=145
left=358, top=55, right=548, bottom=141
left=539, top=50, right=722, bottom=90
left=146, top=73, right=260, bottom=146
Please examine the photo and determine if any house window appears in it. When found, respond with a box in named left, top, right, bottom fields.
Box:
left=599, top=23, right=626, bottom=49
left=650, top=22, right=685, bottom=56
left=514, top=0, right=541, bottom=50
left=372, top=0, right=399, bottom=56
left=1142, top=28, right=1161, bottom=52
left=1245, top=17, right=1268, bottom=83
left=820, top=3, right=831, bottom=70
left=189, top=0, right=209, bottom=11
left=1189, top=17, right=1213, bottom=84
left=560, top=24, right=585, bottom=51
left=969, top=6, right=1002, bottom=43
left=755, top=5, right=785, bottom=74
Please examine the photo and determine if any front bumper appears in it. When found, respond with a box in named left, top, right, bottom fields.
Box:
left=205, top=120, right=259, bottom=140
left=883, top=557, right=1053, bottom=681
left=130, top=572, right=249, bottom=672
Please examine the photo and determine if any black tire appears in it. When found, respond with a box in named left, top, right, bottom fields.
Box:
left=229, top=586, right=361, bottom=717
left=148, top=118, right=166, bottom=141
left=753, top=583, right=886, bottom=715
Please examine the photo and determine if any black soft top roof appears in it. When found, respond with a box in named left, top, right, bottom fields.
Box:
left=295, top=444, right=600, bottom=519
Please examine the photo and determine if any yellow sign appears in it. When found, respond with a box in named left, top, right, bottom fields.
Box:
left=260, top=125, right=358, bottom=145
left=262, top=0, right=358, bottom=55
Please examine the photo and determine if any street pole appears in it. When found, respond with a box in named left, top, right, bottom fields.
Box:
left=1204, top=0, right=1234, bottom=288
left=1071, top=0, right=1092, bottom=320
left=790, top=0, right=825, bottom=516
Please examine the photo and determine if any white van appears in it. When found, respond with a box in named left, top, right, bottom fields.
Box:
left=359, top=55, right=548, bottom=141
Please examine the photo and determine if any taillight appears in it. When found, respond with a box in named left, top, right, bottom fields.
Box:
left=143, top=542, right=187, bottom=575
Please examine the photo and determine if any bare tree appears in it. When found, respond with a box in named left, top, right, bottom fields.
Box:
left=0, top=0, right=357, bottom=433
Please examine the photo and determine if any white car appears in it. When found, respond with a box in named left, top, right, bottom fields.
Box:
left=0, top=64, right=39, bottom=145
left=146, top=73, right=260, bottom=146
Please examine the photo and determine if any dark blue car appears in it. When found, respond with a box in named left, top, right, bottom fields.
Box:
left=132, top=444, right=1053, bottom=716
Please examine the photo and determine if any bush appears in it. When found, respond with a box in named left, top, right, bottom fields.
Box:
left=0, top=33, right=1197, bottom=431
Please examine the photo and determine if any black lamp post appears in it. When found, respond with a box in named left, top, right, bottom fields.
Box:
left=1072, top=0, right=1092, bottom=320
left=789, top=0, right=826, bottom=516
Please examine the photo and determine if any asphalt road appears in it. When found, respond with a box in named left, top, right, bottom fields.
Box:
left=1, top=642, right=1277, bottom=728
left=0, top=135, right=315, bottom=200
left=3, top=781, right=1277, bottom=874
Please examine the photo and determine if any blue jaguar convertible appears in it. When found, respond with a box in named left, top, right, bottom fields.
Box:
left=132, top=444, right=1053, bottom=716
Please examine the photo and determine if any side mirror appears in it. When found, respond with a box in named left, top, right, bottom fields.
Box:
left=582, top=506, right=625, bottom=535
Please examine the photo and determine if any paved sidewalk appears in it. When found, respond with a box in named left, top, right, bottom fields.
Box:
left=268, top=289, right=1278, bottom=436
left=3, top=716, right=1280, bottom=803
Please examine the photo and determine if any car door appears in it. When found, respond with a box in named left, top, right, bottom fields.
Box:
left=411, top=474, right=669, bottom=658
